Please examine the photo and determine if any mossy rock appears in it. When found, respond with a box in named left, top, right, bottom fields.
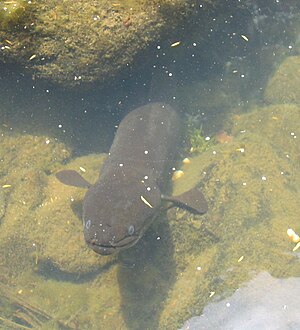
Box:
left=166, top=104, right=300, bottom=328
left=264, top=56, right=300, bottom=104
left=0, top=0, right=214, bottom=87
left=0, top=0, right=34, bottom=30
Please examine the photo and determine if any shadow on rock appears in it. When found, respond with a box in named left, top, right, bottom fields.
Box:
left=37, top=258, right=118, bottom=284
left=117, top=213, right=176, bottom=330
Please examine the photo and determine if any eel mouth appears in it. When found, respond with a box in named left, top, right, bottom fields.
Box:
left=87, top=243, right=116, bottom=255
left=86, top=235, right=140, bottom=255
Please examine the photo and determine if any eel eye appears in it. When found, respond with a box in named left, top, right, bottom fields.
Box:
left=85, top=219, right=91, bottom=230
left=128, top=225, right=135, bottom=235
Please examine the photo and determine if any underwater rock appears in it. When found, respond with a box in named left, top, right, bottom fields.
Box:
left=159, top=104, right=300, bottom=328
left=0, top=188, right=6, bottom=221
left=181, top=272, right=300, bottom=330
left=3, top=0, right=291, bottom=88
left=264, top=56, right=300, bottom=104
left=0, top=0, right=33, bottom=30
left=0, top=133, right=71, bottom=272
left=0, top=0, right=209, bottom=87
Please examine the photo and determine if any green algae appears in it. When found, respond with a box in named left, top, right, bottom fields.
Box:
left=264, top=56, right=300, bottom=104
left=187, top=126, right=215, bottom=154
left=0, top=0, right=35, bottom=30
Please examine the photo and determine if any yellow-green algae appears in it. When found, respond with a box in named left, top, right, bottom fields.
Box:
left=0, top=0, right=34, bottom=30
left=1, top=104, right=300, bottom=329
left=264, top=55, right=300, bottom=105
left=187, top=126, right=215, bottom=153
left=166, top=104, right=300, bottom=328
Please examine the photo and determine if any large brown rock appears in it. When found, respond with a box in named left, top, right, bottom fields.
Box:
left=0, top=0, right=208, bottom=87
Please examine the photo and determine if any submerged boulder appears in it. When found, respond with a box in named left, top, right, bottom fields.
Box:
left=0, top=0, right=210, bottom=87
left=264, top=56, right=300, bottom=104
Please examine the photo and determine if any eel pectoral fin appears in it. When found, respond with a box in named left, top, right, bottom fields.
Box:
left=55, top=169, right=92, bottom=188
left=162, top=187, right=208, bottom=215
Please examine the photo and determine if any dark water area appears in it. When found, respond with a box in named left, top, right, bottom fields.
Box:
left=0, top=62, right=151, bottom=155
left=1, top=1, right=300, bottom=329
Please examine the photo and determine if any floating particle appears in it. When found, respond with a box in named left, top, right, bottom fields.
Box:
left=182, top=157, right=191, bottom=164
left=293, top=242, right=300, bottom=251
left=287, top=228, right=300, bottom=243
left=171, top=41, right=181, bottom=47
left=216, top=131, right=233, bottom=144
left=172, top=170, right=184, bottom=181
left=140, top=195, right=153, bottom=208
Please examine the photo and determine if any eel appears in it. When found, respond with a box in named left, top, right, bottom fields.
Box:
left=56, top=103, right=207, bottom=255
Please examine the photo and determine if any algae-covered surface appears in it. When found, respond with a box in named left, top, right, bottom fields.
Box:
left=264, top=56, right=300, bottom=104
left=0, top=0, right=215, bottom=87
left=169, top=104, right=300, bottom=327
left=1, top=0, right=296, bottom=88
left=1, top=2, right=300, bottom=330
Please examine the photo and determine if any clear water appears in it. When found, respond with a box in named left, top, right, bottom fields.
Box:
left=0, top=2, right=300, bottom=329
